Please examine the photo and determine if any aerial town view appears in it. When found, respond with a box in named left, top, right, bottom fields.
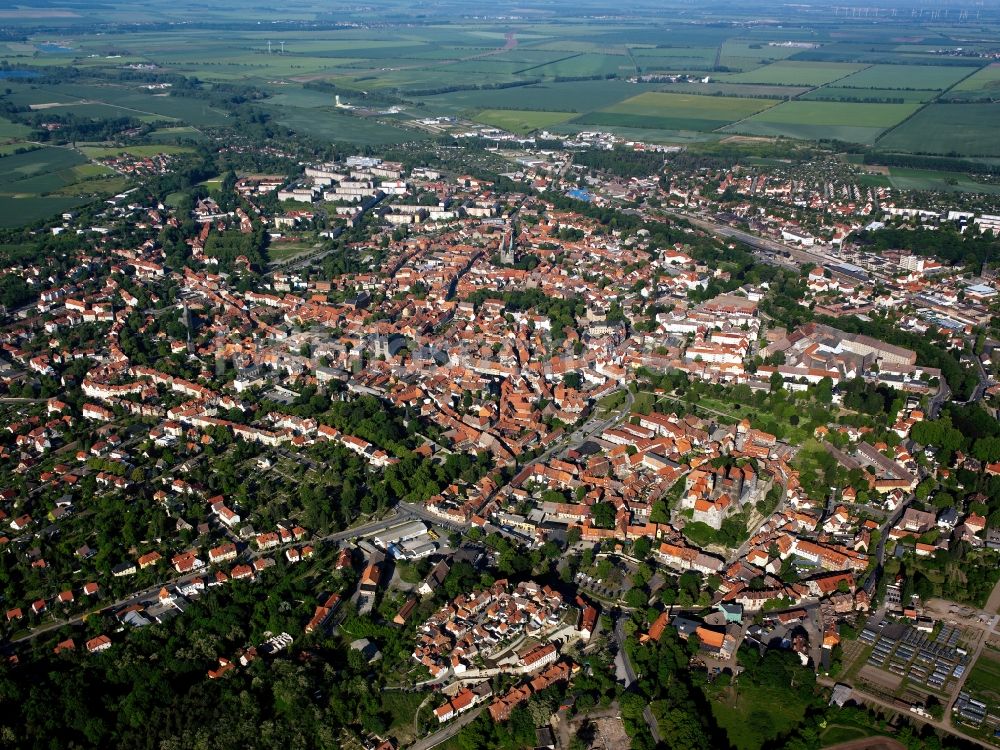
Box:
left=2, top=0, right=1000, bottom=748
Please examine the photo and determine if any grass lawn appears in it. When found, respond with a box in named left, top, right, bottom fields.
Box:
left=472, top=108, right=575, bottom=133
left=267, top=241, right=314, bottom=261
left=819, top=724, right=876, bottom=745
left=704, top=682, right=810, bottom=750
left=964, top=648, right=1000, bottom=708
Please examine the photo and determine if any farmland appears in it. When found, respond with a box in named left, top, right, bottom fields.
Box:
left=726, top=100, right=921, bottom=145
left=875, top=103, right=1000, bottom=157
left=0, top=3, right=999, bottom=228
left=718, top=61, right=866, bottom=87
left=472, top=109, right=575, bottom=134
left=832, top=64, right=978, bottom=91
left=576, top=92, right=776, bottom=132
left=947, top=63, right=1000, bottom=100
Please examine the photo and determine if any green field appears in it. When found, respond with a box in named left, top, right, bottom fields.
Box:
left=801, top=86, right=938, bottom=103
left=964, top=649, right=1000, bottom=707
left=79, top=144, right=195, bottom=159
left=819, top=724, right=877, bottom=745
left=265, top=106, right=422, bottom=145
left=727, top=100, right=920, bottom=145
left=948, top=63, right=1000, bottom=100
left=832, top=64, right=977, bottom=90
left=0, top=146, right=89, bottom=194
left=0, top=116, right=31, bottom=140
left=887, top=167, right=1000, bottom=194
left=875, top=102, right=1000, bottom=157
left=421, top=79, right=656, bottom=116
left=0, top=196, right=90, bottom=227
left=525, top=52, right=635, bottom=78
left=656, top=82, right=811, bottom=99
left=719, top=61, right=866, bottom=86
left=577, top=91, right=776, bottom=132
left=472, top=108, right=575, bottom=133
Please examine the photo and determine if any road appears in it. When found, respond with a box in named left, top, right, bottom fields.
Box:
left=612, top=615, right=662, bottom=745
left=6, top=508, right=416, bottom=648
left=407, top=705, right=484, bottom=750
left=817, top=674, right=995, bottom=750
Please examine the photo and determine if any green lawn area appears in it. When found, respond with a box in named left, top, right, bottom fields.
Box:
left=819, top=724, right=876, bottom=745
left=704, top=682, right=810, bottom=750
left=267, top=242, right=314, bottom=261
left=472, top=108, right=575, bottom=133
left=964, top=649, right=1000, bottom=708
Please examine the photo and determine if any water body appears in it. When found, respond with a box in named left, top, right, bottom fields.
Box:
left=566, top=188, right=593, bottom=202
left=0, top=70, right=41, bottom=79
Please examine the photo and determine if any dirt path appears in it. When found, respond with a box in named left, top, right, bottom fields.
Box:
left=821, top=738, right=906, bottom=750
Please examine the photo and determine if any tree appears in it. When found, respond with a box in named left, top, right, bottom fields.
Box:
left=769, top=371, right=784, bottom=393
left=591, top=502, right=616, bottom=529
left=632, top=536, right=652, bottom=559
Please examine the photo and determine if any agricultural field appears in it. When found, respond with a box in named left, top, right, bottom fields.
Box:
left=655, top=81, right=810, bottom=99
left=801, top=86, right=938, bottom=103
left=726, top=100, right=921, bottom=145
left=718, top=61, right=866, bottom=87
left=718, top=40, right=801, bottom=71
left=263, top=105, right=422, bottom=145
left=965, top=649, right=1000, bottom=706
left=576, top=91, right=776, bottom=132
left=832, top=64, right=978, bottom=91
left=78, top=144, right=196, bottom=159
left=875, top=103, right=1000, bottom=157
left=472, top=109, right=575, bottom=134
left=419, top=80, right=656, bottom=117
left=524, top=52, right=635, bottom=79
left=947, top=63, right=1000, bottom=100
left=886, top=167, right=1000, bottom=195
